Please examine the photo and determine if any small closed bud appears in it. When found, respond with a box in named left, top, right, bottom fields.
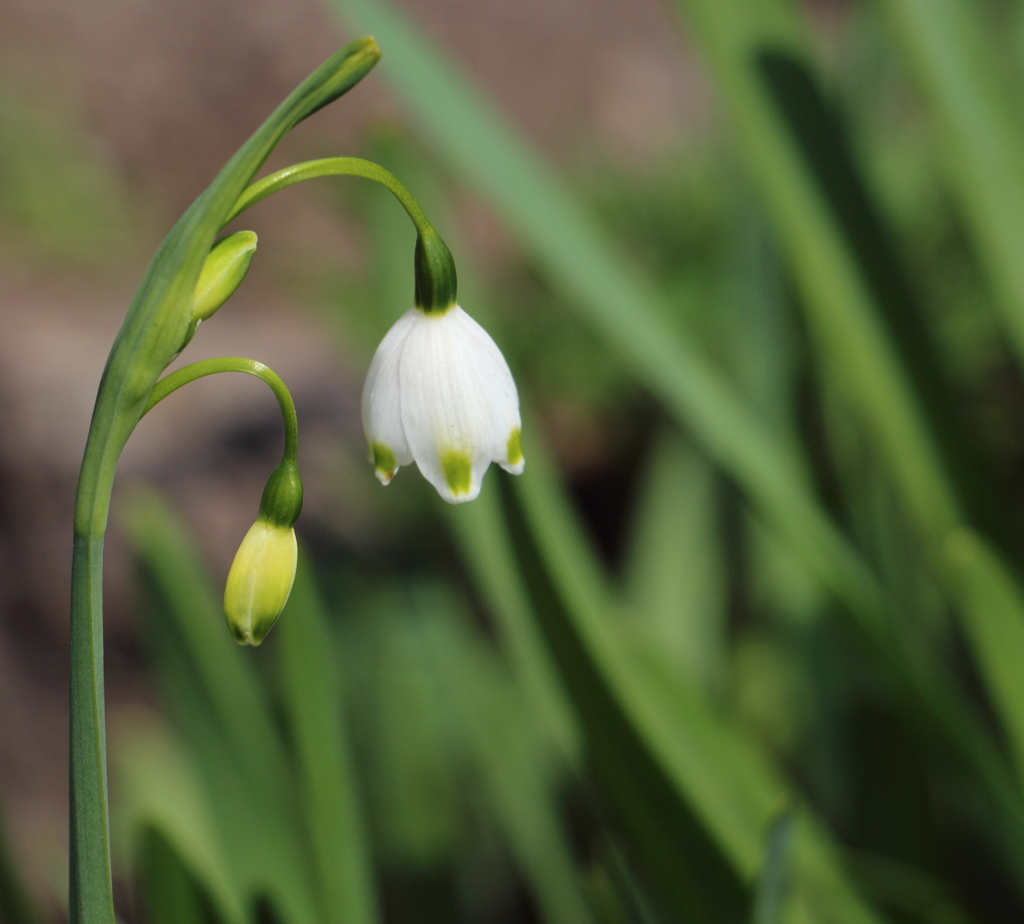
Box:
left=224, top=518, right=297, bottom=645
left=193, top=230, right=258, bottom=323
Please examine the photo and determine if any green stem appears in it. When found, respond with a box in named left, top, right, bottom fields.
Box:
left=226, top=157, right=456, bottom=311
left=223, top=157, right=432, bottom=236
left=69, top=536, right=112, bottom=924
left=146, top=358, right=299, bottom=461
left=69, top=40, right=379, bottom=923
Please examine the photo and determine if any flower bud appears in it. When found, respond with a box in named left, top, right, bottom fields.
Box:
left=223, top=518, right=297, bottom=646
left=193, top=231, right=258, bottom=323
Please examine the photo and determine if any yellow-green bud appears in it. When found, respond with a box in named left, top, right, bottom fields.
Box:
left=223, top=519, right=297, bottom=646
left=193, top=230, right=258, bottom=323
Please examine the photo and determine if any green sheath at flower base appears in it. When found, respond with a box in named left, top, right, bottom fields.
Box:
left=414, top=227, right=457, bottom=314
left=258, top=457, right=304, bottom=528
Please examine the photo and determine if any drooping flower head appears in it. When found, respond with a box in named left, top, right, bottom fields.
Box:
left=362, top=304, right=523, bottom=503
left=224, top=456, right=303, bottom=645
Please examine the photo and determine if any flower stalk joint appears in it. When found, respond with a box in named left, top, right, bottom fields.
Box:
left=414, top=227, right=458, bottom=314
left=258, top=457, right=304, bottom=528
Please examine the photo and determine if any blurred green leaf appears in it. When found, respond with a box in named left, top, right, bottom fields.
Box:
left=139, top=829, right=220, bottom=924
left=847, top=851, right=980, bottom=924
left=495, top=425, right=887, bottom=923
left=667, top=0, right=967, bottom=542
left=349, top=592, right=463, bottom=870
left=878, top=0, right=1024, bottom=367
left=113, top=720, right=245, bottom=924
left=124, top=492, right=321, bottom=924
left=671, top=0, right=1024, bottom=808
left=501, top=471, right=748, bottom=919
left=0, top=803, right=37, bottom=924
left=751, top=813, right=794, bottom=924
left=277, top=558, right=380, bottom=924
left=406, top=585, right=595, bottom=924
left=446, top=485, right=580, bottom=762
left=945, top=530, right=1024, bottom=786
left=621, top=426, right=725, bottom=693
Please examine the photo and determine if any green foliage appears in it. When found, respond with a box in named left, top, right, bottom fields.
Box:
left=45, top=0, right=1024, bottom=921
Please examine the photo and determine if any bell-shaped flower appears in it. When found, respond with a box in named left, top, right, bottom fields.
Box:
left=361, top=305, right=524, bottom=504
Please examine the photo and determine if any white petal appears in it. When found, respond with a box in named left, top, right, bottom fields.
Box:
left=361, top=307, right=416, bottom=482
left=398, top=306, right=516, bottom=503
left=449, top=308, right=523, bottom=474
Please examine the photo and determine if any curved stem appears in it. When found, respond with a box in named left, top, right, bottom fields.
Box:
left=146, top=358, right=299, bottom=461
left=223, top=157, right=433, bottom=238
left=67, top=42, right=379, bottom=924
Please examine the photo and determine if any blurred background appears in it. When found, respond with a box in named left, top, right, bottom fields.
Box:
left=7, top=0, right=1024, bottom=922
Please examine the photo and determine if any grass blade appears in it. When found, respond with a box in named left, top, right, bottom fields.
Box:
left=672, top=0, right=1024, bottom=797
left=668, top=0, right=961, bottom=542
left=945, top=530, right=1024, bottom=782
left=498, top=487, right=749, bottom=921
left=878, top=0, right=1024, bottom=365
left=751, top=813, right=794, bottom=924
left=498, top=429, right=883, bottom=923
left=113, top=721, right=246, bottom=924
left=277, top=557, right=380, bottom=924
left=621, top=426, right=725, bottom=693
left=446, top=488, right=580, bottom=761
left=324, top=0, right=1024, bottom=874
left=123, top=491, right=320, bottom=924
left=407, top=586, right=596, bottom=924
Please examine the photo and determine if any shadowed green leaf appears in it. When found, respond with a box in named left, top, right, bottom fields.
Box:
left=751, top=813, right=794, bottom=924
left=113, top=721, right=245, bottom=924
left=492, top=427, right=885, bottom=923
left=277, top=557, right=380, bottom=924
left=622, top=427, right=725, bottom=693
left=123, top=491, right=320, bottom=924
left=878, top=0, right=1024, bottom=367
left=670, top=0, right=1024, bottom=816
left=139, top=829, right=217, bottom=924
left=320, top=3, right=1024, bottom=841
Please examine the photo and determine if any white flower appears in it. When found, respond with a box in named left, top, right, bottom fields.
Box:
left=361, top=305, right=524, bottom=504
